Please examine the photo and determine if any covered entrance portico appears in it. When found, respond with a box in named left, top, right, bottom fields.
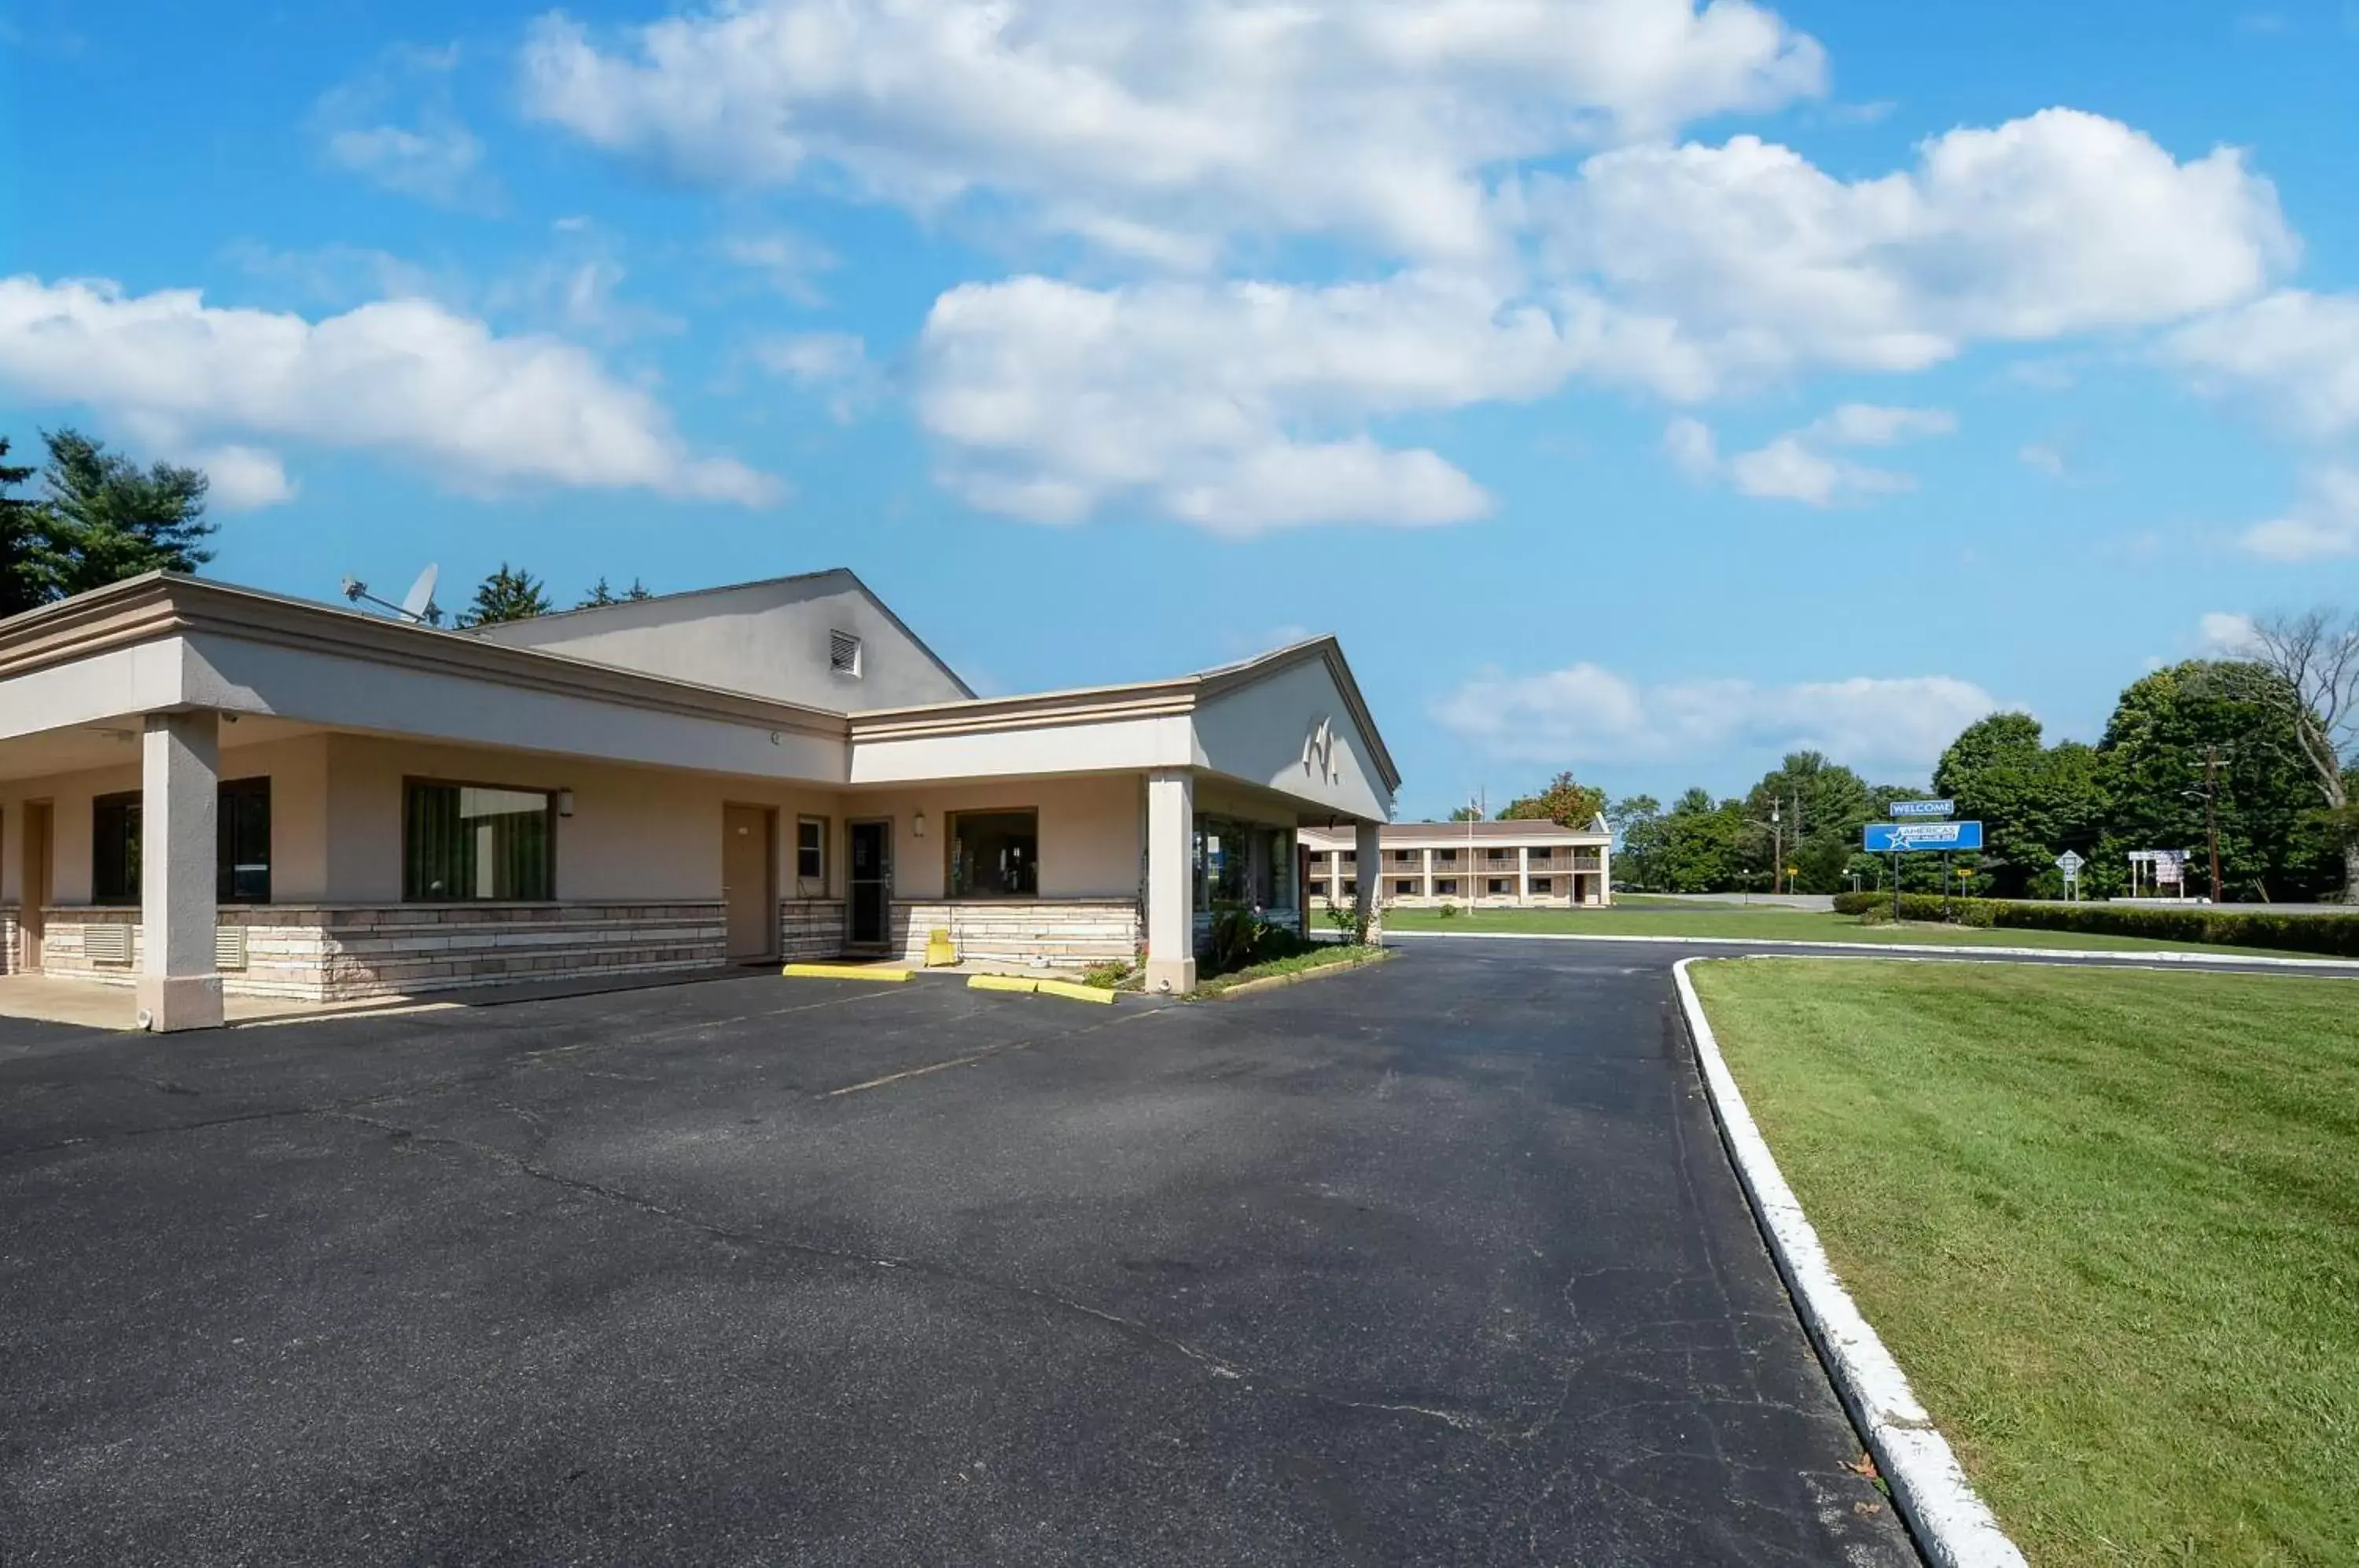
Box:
left=0, top=576, right=1398, bottom=1025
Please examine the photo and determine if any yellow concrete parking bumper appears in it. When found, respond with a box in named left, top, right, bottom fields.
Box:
left=782, top=963, right=912, bottom=982
left=964, top=974, right=1117, bottom=1004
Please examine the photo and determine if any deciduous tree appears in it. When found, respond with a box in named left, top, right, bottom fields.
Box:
left=2243, top=610, right=2359, bottom=900
left=1497, top=771, right=1607, bottom=830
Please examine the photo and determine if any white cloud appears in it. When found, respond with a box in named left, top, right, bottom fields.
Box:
left=190, top=445, right=297, bottom=511
left=0, top=275, right=778, bottom=504
left=2197, top=610, right=2258, bottom=653
left=311, top=46, right=497, bottom=211
left=2019, top=440, right=2068, bottom=477
left=1662, top=414, right=1719, bottom=478
left=756, top=331, right=885, bottom=421
left=915, top=271, right=1623, bottom=530
left=2238, top=465, right=2359, bottom=560
left=1665, top=403, right=1951, bottom=505
left=1533, top=108, right=2292, bottom=389
left=1431, top=661, right=2003, bottom=769
left=521, top=0, right=1826, bottom=262
left=718, top=231, right=838, bottom=305
left=2166, top=289, right=2359, bottom=440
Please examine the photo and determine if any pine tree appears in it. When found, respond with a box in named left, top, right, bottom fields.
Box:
left=0, top=436, right=44, bottom=617
left=33, top=429, right=217, bottom=597
left=578, top=576, right=657, bottom=609
left=458, top=564, right=553, bottom=627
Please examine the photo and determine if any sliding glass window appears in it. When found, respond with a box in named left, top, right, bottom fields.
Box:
left=91, top=778, right=273, bottom=905
left=404, top=782, right=556, bottom=901
left=947, top=810, right=1037, bottom=898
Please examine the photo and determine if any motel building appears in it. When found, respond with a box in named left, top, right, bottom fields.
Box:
left=0, top=569, right=1400, bottom=1029
left=1300, top=818, right=1613, bottom=911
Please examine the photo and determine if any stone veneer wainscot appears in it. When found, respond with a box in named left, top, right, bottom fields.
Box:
left=889, top=899, right=1139, bottom=969
left=34, top=902, right=727, bottom=1002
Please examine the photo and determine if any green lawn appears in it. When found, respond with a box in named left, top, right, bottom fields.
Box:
left=1381, top=903, right=2313, bottom=958
left=1690, top=959, right=2359, bottom=1566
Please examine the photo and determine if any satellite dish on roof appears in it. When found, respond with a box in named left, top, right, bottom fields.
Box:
left=340, top=563, right=444, bottom=627
left=399, top=564, right=440, bottom=624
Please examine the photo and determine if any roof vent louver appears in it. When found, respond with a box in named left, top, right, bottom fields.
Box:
left=829, top=630, right=863, bottom=679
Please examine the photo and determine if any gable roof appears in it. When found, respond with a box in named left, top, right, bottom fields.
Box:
left=466, top=567, right=976, bottom=700
left=849, top=633, right=1402, bottom=793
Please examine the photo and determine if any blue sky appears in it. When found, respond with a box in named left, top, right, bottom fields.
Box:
left=4, top=0, right=2357, bottom=820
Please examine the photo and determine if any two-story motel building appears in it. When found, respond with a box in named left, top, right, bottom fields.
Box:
left=0, top=569, right=1399, bottom=1028
left=1301, top=818, right=1612, bottom=910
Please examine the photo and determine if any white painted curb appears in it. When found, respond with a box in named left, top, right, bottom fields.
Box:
left=1672, top=956, right=2027, bottom=1568
left=1392, top=926, right=2359, bottom=971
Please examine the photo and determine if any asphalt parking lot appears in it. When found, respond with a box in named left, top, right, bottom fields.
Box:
left=1, top=943, right=1916, bottom=1566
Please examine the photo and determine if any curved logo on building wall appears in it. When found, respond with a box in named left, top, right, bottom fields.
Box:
left=1301, top=716, right=1340, bottom=783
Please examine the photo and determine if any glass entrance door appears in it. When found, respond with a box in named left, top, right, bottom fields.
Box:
left=847, top=820, right=891, bottom=949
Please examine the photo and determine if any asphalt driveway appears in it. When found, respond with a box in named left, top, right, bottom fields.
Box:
left=1, top=944, right=1915, bottom=1566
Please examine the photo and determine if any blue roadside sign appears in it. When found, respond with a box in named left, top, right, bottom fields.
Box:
left=1864, top=820, right=1983, bottom=852
left=1888, top=798, right=1956, bottom=819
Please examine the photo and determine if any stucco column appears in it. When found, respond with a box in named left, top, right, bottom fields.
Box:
left=1354, top=821, right=1383, bottom=945
left=138, top=710, right=223, bottom=1032
left=1144, top=769, right=1196, bottom=994
left=1518, top=844, right=1531, bottom=904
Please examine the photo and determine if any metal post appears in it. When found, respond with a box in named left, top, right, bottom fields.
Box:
left=2206, top=747, right=2225, bottom=904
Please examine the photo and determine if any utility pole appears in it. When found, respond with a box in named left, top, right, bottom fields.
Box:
left=1770, top=799, right=1783, bottom=897
left=2203, top=746, right=2224, bottom=904
left=1790, top=788, right=1805, bottom=897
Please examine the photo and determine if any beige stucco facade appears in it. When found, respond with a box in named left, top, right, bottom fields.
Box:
left=0, top=571, right=1400, bottom=1024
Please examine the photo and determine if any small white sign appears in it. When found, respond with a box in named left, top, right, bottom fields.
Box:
left=2055, top=850, right=2085, bottom=877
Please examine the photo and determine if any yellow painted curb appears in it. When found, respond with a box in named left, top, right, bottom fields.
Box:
left=782, top=963, right=913, bottom=983
left=966, top=974, right=1038, bottom=995
left=1035, top=979, right=1117, bottom=1005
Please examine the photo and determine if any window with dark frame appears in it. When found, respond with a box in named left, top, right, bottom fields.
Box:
left=1488, top=878, right=1511, bottom=894
left=92, top=792, right=140, bottom=905
left=948, top=809, right=1038, bottom=898
left=796, top=816, right=826, bottom=882
left=403, top=781, right=557, bottom=901
left=219, top=778, right=270, bottom=904
left=92, top=779, right=274, bottom=906
left=1341, top=879, right=1357, bottom=897
left=1531, top=877, right=1553, bottom=894
left=1393, top=878, right=1416, bottom=895
left=1434, top=878, right=1458, bottom=896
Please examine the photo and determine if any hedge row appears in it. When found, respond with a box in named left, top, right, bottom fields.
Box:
left=1829, top=890, right=2359, bottom=957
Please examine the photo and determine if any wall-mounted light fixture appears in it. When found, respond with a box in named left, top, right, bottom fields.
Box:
left=912, top=811, right=927, bottom=838
left=556, top=790, right=576, bottom=818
